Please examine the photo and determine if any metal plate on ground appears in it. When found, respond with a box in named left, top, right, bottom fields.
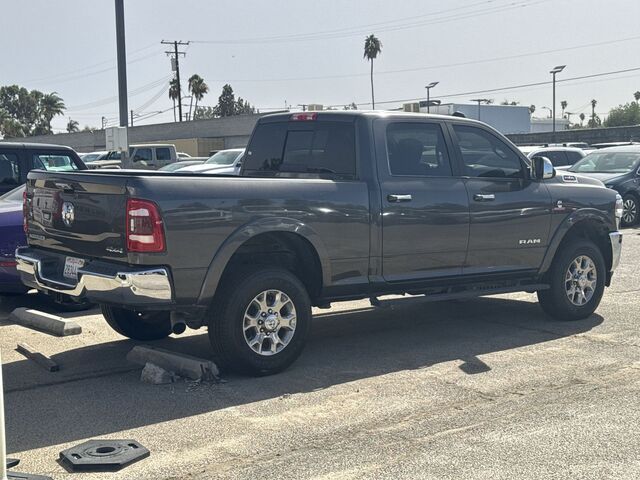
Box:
left=59, top=439, right=150, bottom=472
left=7, top=473, right=53, bottom=480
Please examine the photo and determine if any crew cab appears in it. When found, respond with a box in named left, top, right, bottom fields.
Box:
left=16, top=112, right=623, bottom=375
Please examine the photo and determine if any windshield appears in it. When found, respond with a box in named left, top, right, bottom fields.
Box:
left=569, top=152, right=640, bottom=174
left=0, top=185, right=25, bottom=202
left=205, top=150, right=241, bottom=165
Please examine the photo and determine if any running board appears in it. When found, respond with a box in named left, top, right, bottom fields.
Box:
left=371, top=283, right=549, bottom=307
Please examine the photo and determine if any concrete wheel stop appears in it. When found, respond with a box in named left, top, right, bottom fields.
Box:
left=59, top=439, right=150, bottom=472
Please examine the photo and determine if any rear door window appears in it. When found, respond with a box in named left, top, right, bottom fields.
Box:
left=386, top=122, right=452, bottom=176
left=0, top=153, right=20, bottom=186
left=244, top=121, right=356, bottom=179
left=565, top=151, right=584, bottom=165
left=132, top=148, right=152, bottom=162
left=539, top=150, right=569, bottom=167
left=156, top=148, right=172, bottom=161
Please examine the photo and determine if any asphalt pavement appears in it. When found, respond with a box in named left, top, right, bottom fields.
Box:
left=1, top=229, right=639, bottom=479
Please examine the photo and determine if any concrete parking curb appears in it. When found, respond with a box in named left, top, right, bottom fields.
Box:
left=9, top=308, right=82, bottom=337
left=126, top=346, right=219, bottom=381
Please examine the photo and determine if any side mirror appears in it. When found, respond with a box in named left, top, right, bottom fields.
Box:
left=531, top=156, right=555, bottom=181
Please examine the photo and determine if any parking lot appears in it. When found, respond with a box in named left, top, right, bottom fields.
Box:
left=0, top=228, right=635, bottom=479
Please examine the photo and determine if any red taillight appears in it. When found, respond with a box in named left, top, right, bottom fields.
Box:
left=0, top=260, right=17, bottom=268
left=126, top=199, right=165, bottom=253
left=291, top=112, right=317, bottom=121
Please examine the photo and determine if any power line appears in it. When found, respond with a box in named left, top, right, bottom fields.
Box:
left=202, top=34, right=640, bottom=84
left=67, top=76, right=171, bottom=111
left=327, top=66, right=640, bottom=108
left=162, top=40, right=190, bottom=122
left=192, top=0, right=552, bottom=45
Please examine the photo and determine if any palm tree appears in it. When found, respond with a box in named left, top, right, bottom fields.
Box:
left=529, top=105, right=536, bottom=114
left=66, top=118, right=79, bottom=133
left=168, top=78, right=180, bottom=122
left=363, top=34, right=382, bottom=109
left=188, top=74, right=209, bottom=120
left=634, top=91, right=640, bottom=104
left=39, top=92, right=65, bottom=132
left=560, top=100, right=568, bottom=118
left=579, top=112, right=585, bottom=126
left=591, top=99, right=597, bottom=125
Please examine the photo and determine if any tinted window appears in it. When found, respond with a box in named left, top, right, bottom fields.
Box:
left=32, top=154, right=78, bottom=172
left=0, top=153, right=20, bottom=186
left=566, top=151, right=585, bottom=165
left=156, top=148, right=171, bottom=161
left=245, top=121, right=356, bottom=178
left=453, top=125, right=523, bottom=178
left=539, top=150, right=568, bottom=167
left=386, top=123, right=451, bottom=176
left=132, top=148, right=152, bottom=162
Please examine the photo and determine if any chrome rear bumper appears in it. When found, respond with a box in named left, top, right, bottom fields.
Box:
left=609, top=231, right=623, bottom=272
left=15, top=247, right=172, bottom=306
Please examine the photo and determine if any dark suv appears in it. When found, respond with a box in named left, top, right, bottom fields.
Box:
left=0, top=142, right=86, bottom=195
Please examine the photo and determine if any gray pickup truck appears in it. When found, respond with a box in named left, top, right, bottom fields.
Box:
left=16, top=111, right=623, bottom=375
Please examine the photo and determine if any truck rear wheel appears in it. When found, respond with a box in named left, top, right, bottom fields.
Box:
left=537, top=240, right=605, bottom=321
left=101, top=305, right=172, bottom=341
left=208, top=267, right=312, bottom=376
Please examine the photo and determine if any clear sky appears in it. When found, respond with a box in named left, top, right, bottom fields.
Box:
left=2, top=0, right=639, bottom=133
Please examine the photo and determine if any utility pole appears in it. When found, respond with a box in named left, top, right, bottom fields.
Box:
left=101, top=116, right=106, bottom=130
left=162, top=40, right=189, bottom=122
left=471, top=98, right=490, bottom=121
left=297, top=104, right=308, bottom=112
left=114, top=0, right=128, bottom=129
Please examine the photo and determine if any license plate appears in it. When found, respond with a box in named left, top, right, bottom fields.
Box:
left=63, top=257, right=85, bottom=280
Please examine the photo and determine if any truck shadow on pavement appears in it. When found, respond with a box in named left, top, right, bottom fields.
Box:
left=4, top=295, right=602, bottom=453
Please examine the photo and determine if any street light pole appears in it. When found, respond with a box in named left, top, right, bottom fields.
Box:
left=425, top=82, right=439, bottom=113
left=550, top=65, right=566, bottom=135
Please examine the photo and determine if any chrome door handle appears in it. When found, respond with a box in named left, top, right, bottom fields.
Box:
left=473, top=193, right=495, bottom=202
left=387, top=194, right=412, bottom=203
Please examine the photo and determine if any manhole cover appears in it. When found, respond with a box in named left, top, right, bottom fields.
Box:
left=59, top=439, right=150, bottom=472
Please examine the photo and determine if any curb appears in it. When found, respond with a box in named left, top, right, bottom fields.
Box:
left=127, top=345, right=219, bottom=380
left=9, top=308, right=82, bottom=337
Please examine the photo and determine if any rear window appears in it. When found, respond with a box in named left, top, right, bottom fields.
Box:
left=244, top=121, right=356, bottom=179
left=32, top=154, right=79, bottom=172
left=156, top=148, right=172, bottom=161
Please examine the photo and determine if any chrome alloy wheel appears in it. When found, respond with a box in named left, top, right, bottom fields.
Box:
left=243, top=290, right=297, bottom=356
left=622, top=198, right=638, bottom=225
left=565, top=255, right=597, bottom=306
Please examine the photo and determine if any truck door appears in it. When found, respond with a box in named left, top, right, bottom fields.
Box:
left=375, top=119, right=470, bottom=282
left=448, top=124, right=552, bottom=274
left=154, top=147, right=173, bottom=169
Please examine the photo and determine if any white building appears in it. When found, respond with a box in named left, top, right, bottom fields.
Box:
left=530, top=117, right=570, bottom=133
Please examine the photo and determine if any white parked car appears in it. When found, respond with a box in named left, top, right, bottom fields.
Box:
left=177, top=148, right=245, bottom=175
left=518, top=146, right=586, bottom=170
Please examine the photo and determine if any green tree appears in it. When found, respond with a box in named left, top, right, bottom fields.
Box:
left=66, top=118, right=79, bottom=133
left=363, top=34, right=382, bottom=109
left=168, top=78, right=180, bottom=122
left=560, top=100, right=568, bottom=118
left=529, top=104, right=536, bottom=114
left=579, top=112, right=585, bottom=126
left=634, top=91, right=640, bottom=103
left=235, top=97, right=255, bottom=115
left=500, top=99, right=519, bottom=105
left=38, top=92, right=65, bottom=134
left=588, top=99, right=601, bottom=128
left=215, top=84, right=237, bottom=117
left=187, top=74, right=209, bottom=121
left=344, top=102, right=358, bottom=110
left=193, top=106, right=216, bottom=120
left=603, top=102, right=640, bottom=127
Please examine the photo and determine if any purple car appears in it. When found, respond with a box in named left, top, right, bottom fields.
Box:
left=0, top=186, right=27, bottom=293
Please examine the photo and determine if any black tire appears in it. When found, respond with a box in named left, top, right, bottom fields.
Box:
left=208, top=267, right=312, bottom=376
left=101, top=305, right=172, bottom=341
left=537, top=240, right=606, bottom=321
left=621, top=194, right=638, bottom=227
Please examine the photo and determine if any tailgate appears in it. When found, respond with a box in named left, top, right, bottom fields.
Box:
left=26, top=171, right=128, bottom=261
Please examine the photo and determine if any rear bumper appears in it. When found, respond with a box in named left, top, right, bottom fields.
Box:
left=15, top=247, right=173, bottom=306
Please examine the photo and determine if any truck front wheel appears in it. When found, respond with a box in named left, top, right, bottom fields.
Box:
left=101, top=305, right=172, bottom=341
left=208, top=268, right=312, bottom=376
left=537, top=240, right=606, bottom=321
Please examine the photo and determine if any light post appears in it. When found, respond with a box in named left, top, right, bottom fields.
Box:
left=470, top=98, right=490, bottom=121
left=550, top=65, right=566, bottom=134
left=425, top=82, right=439, bottom=113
